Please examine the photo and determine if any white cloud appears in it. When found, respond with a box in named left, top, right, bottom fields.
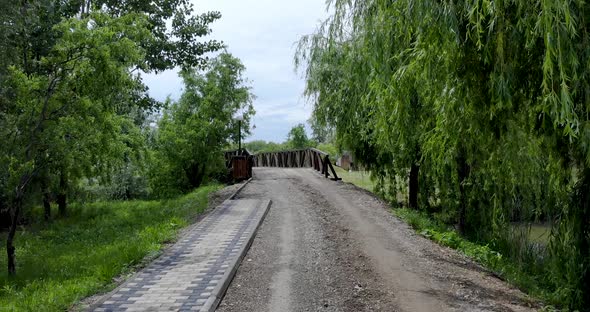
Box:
left=143, top=0, right=329, bottom=142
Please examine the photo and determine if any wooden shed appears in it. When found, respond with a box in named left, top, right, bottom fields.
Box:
left=336, top=152, right=353, bottom=170
left=224, top=149, right=253, bottom=181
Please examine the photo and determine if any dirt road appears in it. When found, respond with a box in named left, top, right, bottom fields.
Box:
left=217, top=168, right=536, bottom=312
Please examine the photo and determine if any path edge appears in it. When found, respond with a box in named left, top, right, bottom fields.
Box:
left=229, top=178, right=253, bottom=200
left=201, top=198, right=272, bottom=312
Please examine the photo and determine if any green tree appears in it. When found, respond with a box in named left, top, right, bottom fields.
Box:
left=286, top=123, right=310, bottom=149
left=150, top=53, right=254, bottom=197
left=308, top=117, right=333, bottom=144
left=1, top=11, right=154, bottom=275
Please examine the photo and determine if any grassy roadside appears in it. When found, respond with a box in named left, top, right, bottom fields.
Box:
left=0, top=184, right=221, bottom=311
left=335, top=169, right=555, bottom=309
left=333, top=167, right=374, bottom=191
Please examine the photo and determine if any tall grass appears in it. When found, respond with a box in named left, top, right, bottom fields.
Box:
left=0, top=184, right=220, bottom=311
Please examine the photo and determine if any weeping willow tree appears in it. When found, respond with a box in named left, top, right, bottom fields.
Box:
left=297, top=0, right=589, bottom=308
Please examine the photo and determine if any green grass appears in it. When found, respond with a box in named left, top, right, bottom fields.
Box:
left=0, top=184, right=221, bottom=312
left=333, top=167, right=375, bottom=191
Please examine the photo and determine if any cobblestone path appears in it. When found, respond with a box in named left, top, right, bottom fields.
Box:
left=91, top=198, right=271, bottom=312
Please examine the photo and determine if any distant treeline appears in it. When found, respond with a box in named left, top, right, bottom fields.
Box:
left=241, top=124, right=338, bottom=158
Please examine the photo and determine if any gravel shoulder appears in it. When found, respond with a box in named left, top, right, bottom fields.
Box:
left=217, top=168, right=538, bottom=312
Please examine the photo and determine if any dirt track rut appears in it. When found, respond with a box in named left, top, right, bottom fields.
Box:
left=217, top=168, right=537, bottom=312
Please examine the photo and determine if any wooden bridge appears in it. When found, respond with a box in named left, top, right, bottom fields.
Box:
left=225, top=148, right=341, bottom=181
left=253, top=148, right=341, bottom=181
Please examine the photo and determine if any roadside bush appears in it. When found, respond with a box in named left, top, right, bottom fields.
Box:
left=80, top=166, right=150, bottom=201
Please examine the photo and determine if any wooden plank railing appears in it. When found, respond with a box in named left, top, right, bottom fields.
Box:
left=253, top=148, right=341, bottom=181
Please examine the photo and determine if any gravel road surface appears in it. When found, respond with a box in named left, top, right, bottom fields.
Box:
left=217, top=168, right=537, bottom=312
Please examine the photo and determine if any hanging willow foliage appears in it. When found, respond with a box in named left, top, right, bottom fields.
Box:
left=297, top=0, right=589, bottom=308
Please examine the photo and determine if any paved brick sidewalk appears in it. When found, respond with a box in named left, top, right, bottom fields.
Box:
left=91, top=198, right=271, bottom=312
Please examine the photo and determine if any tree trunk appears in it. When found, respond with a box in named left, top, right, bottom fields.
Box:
left=409, top=162, right=419, bottom=209
left=7, top=193, right=23, bottom=275
left=457, top=150, right=470, bottom=235
left=572, top=167, right=590, bottom=307
left=43, top=192, right=51, bottom=221
left=41, top=177, right=51, bottom=221
left=195, top=164, right=206, bottom=187
left=0, top=196, right=9, bottom=229
left=57, top=194, right=66, bottom=216
left=57, top=171, right=67, bottom=217
left=186, top=163, right=206, bottom=189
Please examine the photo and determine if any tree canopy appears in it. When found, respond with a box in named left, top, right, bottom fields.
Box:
left=286, top=123, right=311, bottom=149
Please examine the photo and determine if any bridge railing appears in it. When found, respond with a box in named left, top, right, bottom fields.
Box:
left=253, top=148, right=341, bottom=181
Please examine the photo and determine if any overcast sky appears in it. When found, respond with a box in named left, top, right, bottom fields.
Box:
left=142, top=0, right=330, bottom=143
